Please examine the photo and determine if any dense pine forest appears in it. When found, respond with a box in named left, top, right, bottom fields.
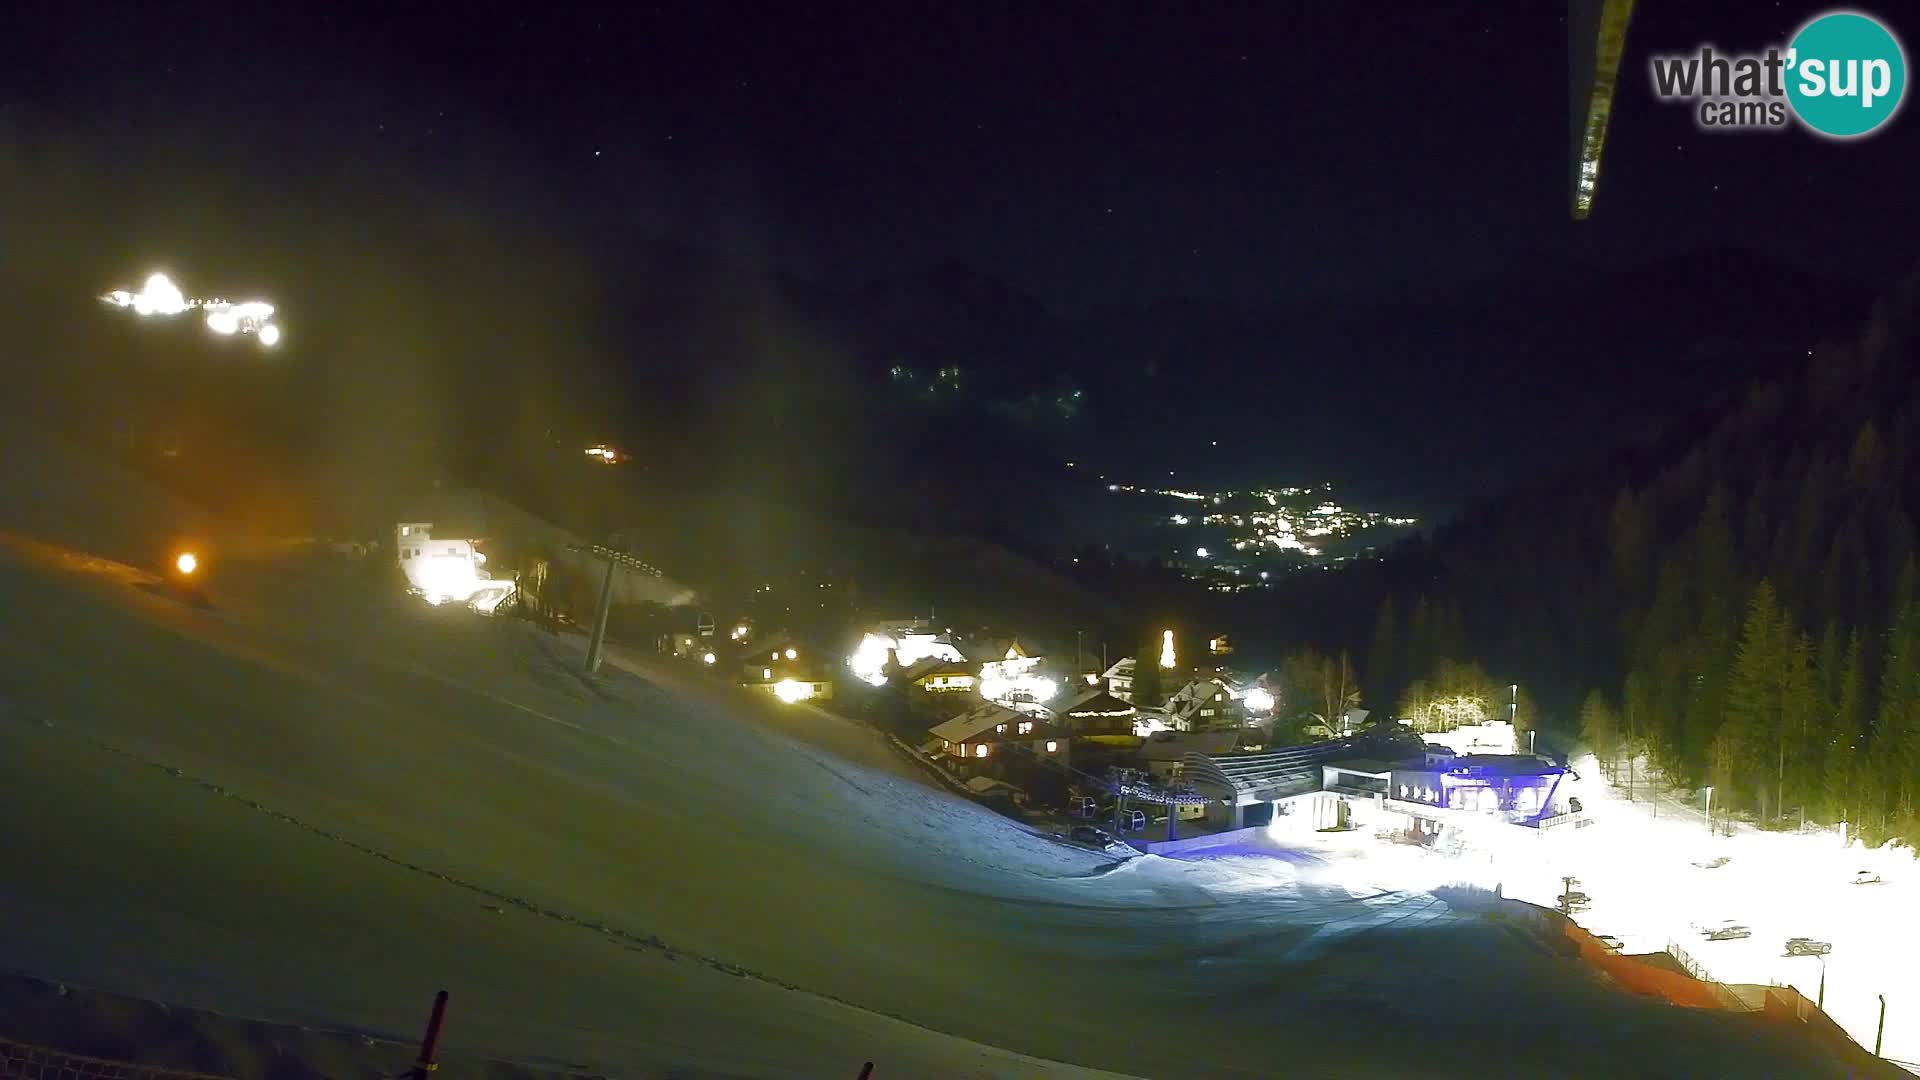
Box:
left=1276, top=262, right=1920, bottom=845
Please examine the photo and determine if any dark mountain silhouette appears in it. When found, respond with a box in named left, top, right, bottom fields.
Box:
left=1256, top=257, right=1920, bottom=843
left=595, top=241, right=1867, bottom=532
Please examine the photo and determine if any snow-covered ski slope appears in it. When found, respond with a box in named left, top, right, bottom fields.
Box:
left=0, top=424, right=1858, bottom=1078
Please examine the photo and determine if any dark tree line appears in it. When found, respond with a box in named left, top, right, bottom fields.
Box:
left=1274, top=263, right=1920, bottom=845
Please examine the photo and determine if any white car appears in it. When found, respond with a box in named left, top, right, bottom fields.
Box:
left=1852, top=869, right=1883, bottom=885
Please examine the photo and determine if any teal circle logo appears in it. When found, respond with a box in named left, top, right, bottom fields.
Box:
left=1786, top=11, right=1907, bottom=138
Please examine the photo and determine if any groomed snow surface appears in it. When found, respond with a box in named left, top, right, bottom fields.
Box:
left=0, top=427, right=1884, bottom=1078
left=1498, top=755, right=1919, bottom=1072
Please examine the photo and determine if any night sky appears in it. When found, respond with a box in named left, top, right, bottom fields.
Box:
left=6, top=2, right=1918, bottom=515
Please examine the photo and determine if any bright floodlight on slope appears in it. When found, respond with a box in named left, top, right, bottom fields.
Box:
left=100, top=272, right=281, bottom=348
left=101, top=272, right=190, bottom=317
left=174, top=552, right=198, bottom=575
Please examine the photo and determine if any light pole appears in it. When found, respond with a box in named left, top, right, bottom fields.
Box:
left=1816, top=953, right=1826, bottom=1010
left=1703, top=786, right=1715, bottom=837
left=1876, top=994, right=1886, bottom=1056
left=583, top=551, right=619, bottom=675
left=569, top=539, right=666, bottom=676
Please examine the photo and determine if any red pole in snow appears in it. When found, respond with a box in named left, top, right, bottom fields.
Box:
left=411, top=990, right=449, bottom=1080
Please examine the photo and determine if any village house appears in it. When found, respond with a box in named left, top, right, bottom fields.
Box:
left=1101, top=657, right=1137, bottom=702
left=1165, top=677, right=1240, bottom=732
left=738, top=632, right=835, bottom=701
left=927, top=701, right=1073, bottom=771
left=899, top=656, right=979, bottom=693
left=1050, top=688, right=1138, bottom=737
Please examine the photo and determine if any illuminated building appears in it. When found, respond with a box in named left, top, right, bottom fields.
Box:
left=978, top=641, right=1059, bottom=706
left=393, top=522, right=513, bottom=606
left=928, top=702, right=1072, bottom=771
left=900, top=657, right=979, bottom=693
left=1051, top=688, right=1138, bottom=737
left=1165, top=678, right=1239, bottom=732
left=741, top=633, right=835, bottom=700
left=848, top=627, right=966, bottom=687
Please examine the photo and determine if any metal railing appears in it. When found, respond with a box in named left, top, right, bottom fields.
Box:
left=1667, top=940, right=1754, bottom=1012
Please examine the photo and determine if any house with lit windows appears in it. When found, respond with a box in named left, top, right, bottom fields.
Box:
left=1102, top=657, right=1137, bottom=702
left=738, top=633, right=835, bottom=701
left=1166, top=678, right=1240, bottom=731
left=927, top=702, right=1072, bottom=771
left=900, top=657, right=979, bottom=693
left=976, top=640, right=1063, bottom=710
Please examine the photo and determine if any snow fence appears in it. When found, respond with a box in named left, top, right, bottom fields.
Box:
left=0, top=1039, right=232, bottom=1080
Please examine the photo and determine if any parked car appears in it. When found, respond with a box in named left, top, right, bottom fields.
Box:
left=1693, top=856, right=1731, bottom=869
left=1594, top=934, right=1624, bottom=952
left=1852, top=869, right=1883, bottom=885
left=1557, top=892, right=1591, bottom=910
left=1785, top=937, right=1832, bottom=956
left=1705, top=924, right=1752, bottom=941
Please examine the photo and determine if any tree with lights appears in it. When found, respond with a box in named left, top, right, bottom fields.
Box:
left=1398, top=658, right=1514, bottom=735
